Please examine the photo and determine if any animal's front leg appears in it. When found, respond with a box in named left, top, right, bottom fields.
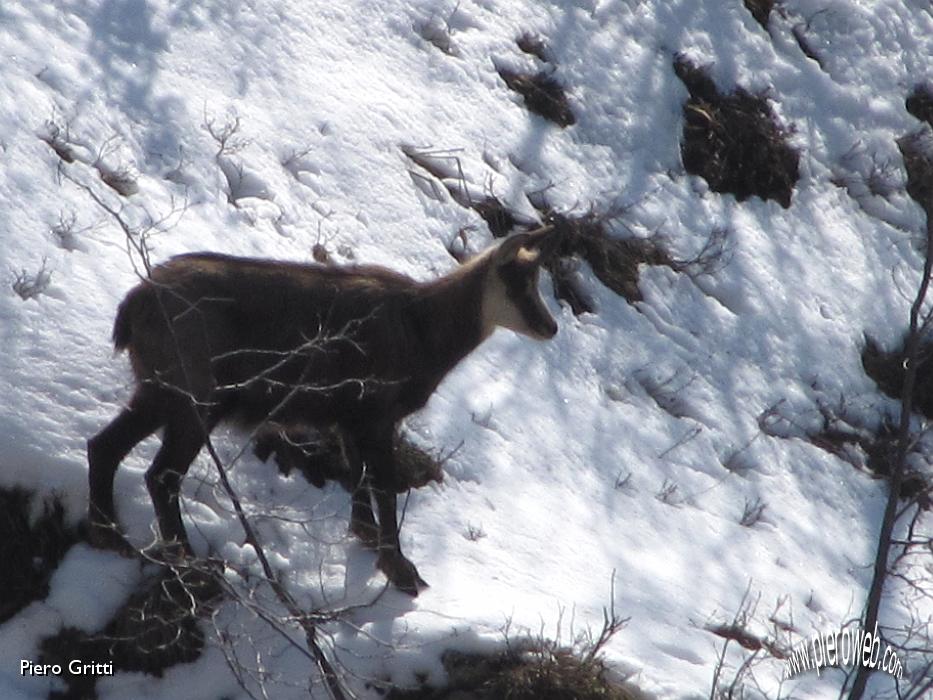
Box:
left=372, top=487, right=428, bottom=596
left=360, top=428, right=428, bottom=596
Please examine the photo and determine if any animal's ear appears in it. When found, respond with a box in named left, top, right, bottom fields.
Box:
left=522, top=225, right=560, bottom=262
left=494, top=226, right=558, bottom=267
left=494, top=233, right=532, bottom=265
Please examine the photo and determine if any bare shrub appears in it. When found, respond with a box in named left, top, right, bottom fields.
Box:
left=402, top=146, right=522, bottom=237
left=704, top=585, right=791, bottom=699
left=39, top=118, right=77, bottom=163
left=538, top=207, right=730, bottom=310
left=656, top=478, right=681, bottom=506
left=93, top=135, right=140, bottom=197
left=40, top=565, right=221, bottom=699
left=388, top=577, right=637, bottom=699
left=739, top=497, right=766, bottom=527
left=12, top=259, right=52, bottom=300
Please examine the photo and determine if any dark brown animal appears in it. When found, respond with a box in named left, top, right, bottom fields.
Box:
left=87, top=228, right=560, bottom=595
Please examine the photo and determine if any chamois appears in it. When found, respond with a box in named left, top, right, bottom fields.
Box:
left=87, top=227, right=560, bottom=595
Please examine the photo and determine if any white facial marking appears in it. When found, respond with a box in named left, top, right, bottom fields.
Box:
left=515, top=247, right=541, bottom=265
left=480, top=267, right=544, bottom=339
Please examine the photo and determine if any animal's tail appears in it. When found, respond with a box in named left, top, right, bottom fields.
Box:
left=112, top=285, right=149, bottom=351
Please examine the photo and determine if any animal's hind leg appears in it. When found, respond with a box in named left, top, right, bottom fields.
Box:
left=144, top=412, right=208, bottom=559
left=87, top=391, right=163, bottom=552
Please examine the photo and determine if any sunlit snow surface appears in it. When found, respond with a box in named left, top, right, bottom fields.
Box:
left=1, top=1, right=931, bottom=698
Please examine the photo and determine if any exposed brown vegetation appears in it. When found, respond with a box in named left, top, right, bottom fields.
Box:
left=674, top=56, right=799, bottom=208
left=497, top=67, right=576, bottom=128
left=708, top=623, right=786, bottom=659
left=541, top=209, right=675, bottom=307
left=387, top=644, right=643, bottom=700
left=899, top=129, right=933, bottom=208
left=759, top=395, right=931, bottom=507
left=41, top=567, right=220, bottom=699
left=906, top=84, right=933, bottom=128
left=862, top=335, right=933, bottom=418
left=0, top=488, right=78, bottom=624
left=517, top=32, right=549, bottom=62
left=473, top=195, right=521, bottom=237
left=255, top=426, right=444, bottom=492
left=403, top=148, right=728, bottom=313
left=39, top=122, right=76, bottom=163
left=743, top=0, right=774, bottom=29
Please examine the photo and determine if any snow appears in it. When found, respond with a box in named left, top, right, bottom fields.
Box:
left=1, top=0, right=931, bottom=698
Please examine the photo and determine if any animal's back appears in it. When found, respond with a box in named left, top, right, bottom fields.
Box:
left=112, top=253, right=425, bottom=423
left=115, top=253, right=418, bottom=347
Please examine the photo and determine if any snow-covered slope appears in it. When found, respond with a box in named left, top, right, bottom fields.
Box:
left=1, top=1, right=931, bottom=698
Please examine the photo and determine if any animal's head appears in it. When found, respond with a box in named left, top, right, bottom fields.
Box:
left=482, top=226, right=560, bottom=340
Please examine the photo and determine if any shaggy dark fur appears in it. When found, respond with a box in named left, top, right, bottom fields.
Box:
left=88, top=230, right=559, bottom=595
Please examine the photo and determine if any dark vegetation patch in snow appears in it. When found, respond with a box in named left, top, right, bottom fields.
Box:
left=497, top=65, right=576, bottom=129
left=385, top=644, right=644, bottom=700
left=516, top=32, right=550, bottom=63
left=898, top=127, right=933, bottom=210
left=906, top=83, right=933, bottom=129
left=541, top=209, right=674, bottom=308
left=861, top=335, right=933, bottom=419
left=0, top=488, right=79, bottom=624
left=404, top=143, right=731, bottom=313
left=742, top=0, right=775, bottom=30
left=759, top=393, right=931, bottom=507
left=674, top=55, right=799, bottom=208
left=254, top=426, right=445, bottom=492
left=41, top=567, right=221, bottom=699
left=537, top=207, right=731, bottom=312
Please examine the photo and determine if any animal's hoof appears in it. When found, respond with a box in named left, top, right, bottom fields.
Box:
left=85, top=520, right=136, bottom=557
left=377, top=551, right=428, bottom=597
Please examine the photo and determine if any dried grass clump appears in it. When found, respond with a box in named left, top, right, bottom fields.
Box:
left=388, top=643, right=643, bottom=700
left=497, top=67, right=576, bottom=128
left=255, top=426, right=443, bottom=493
left=674, top=56, right=799, bottom=208
left=543, top=210, right=673, bottom=306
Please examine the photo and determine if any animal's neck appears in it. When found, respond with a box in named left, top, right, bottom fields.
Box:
left=411, top=259, right=489, bottom=377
